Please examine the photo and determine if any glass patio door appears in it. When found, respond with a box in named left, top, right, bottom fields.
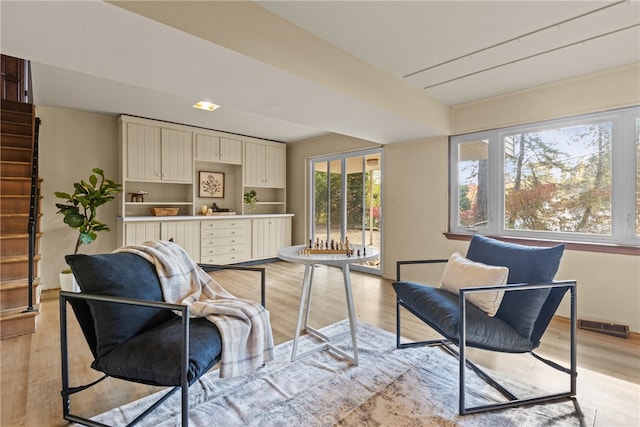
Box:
left=309, top=148, right=382, bottom=274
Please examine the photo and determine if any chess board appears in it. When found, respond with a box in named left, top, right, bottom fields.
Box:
left=304, top=249, right=351, bottom=254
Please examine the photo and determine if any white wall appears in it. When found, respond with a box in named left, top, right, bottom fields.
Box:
left=36, top=106, right=120, bottom=290
left=451, top=64, right=639, bottom=134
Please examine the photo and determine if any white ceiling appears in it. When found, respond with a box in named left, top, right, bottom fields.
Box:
left=259, top=0, right=640, bottom=105
left=1, top=1, right=638, bottom=144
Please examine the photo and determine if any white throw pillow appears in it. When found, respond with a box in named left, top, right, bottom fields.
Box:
left=440, top=252, right=509, bottom=317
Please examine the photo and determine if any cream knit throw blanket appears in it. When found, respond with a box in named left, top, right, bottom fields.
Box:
left=115, top=240, right=274, bottom=378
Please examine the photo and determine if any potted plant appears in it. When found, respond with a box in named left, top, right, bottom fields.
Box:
left=244, top=189, right=258, bottom=211
left=55, top=167, right=122, bottom=291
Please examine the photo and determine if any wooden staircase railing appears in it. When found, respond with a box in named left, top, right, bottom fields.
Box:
left=27, top=117, right=41, bottom=313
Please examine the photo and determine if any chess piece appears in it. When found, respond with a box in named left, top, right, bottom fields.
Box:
left=363, top=247, right=366, bottom=256
left=331, top=239, right=335, bottom=250
left=309, top=239, right=313, bottom=249
left=357, top=249, right=361, bottom=257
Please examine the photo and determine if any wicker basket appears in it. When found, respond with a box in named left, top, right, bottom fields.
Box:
left=149, top=207, right=179, bottom=216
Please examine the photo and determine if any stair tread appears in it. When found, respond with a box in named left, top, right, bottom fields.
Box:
left=1, top=108, right=32, bottom=116
left=2, top=194, right=40, bottom=199
left=1, top=278, right=40, bottom=289
left=1, top=99, right=33, bottom=110
left=1, top=254, right=42, bottom=263
left=0, top=131, right=31, bottom=138
left=0, top=305, right=39, bottom=320
left=1, top=146, right=30, bottom=151
left=0, top=233, right=43, bottom=239
left=0, top=131, right=30, bottom=136
left=0, top=178, right=43, bottom=184
left=0, top=213, right=30, bottom=217
left=0, top=112, right=31, bottom=119
left=0, top=160, right=30, bottom=165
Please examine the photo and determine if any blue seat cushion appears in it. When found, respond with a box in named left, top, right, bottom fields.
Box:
left=95, top=317, right=222, bottom=386
left=66, top=253, right=177, bottom=359
left=393, top=281, right=536, bottom=353
left=465, top=235, right=564, bottom=338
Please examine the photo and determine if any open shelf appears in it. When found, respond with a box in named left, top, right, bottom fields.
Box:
left=125, top=201, right=193, bottom=206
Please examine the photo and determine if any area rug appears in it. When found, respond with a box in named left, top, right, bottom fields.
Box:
left=91, top=321, right=591, bottom=426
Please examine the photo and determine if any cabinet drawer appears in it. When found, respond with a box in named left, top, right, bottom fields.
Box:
left=201, top=236, right=248, bottom=248
left=201, top=220, right=249, bottom=230
left=200, top=227, right=247, bottom=239
left=201, top=249, right=251, bottom=265
left=200, top=244, right=249, bottom=257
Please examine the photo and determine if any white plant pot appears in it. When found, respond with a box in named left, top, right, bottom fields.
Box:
left=60, top=272, right=80, bottom=292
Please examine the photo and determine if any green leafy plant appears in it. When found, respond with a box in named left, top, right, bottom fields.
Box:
left=243, top=189, right=258, bottom=211
left=55, top=167, right=123, bottom=256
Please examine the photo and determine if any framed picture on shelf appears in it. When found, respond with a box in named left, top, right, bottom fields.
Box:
left=199, top=171, right=225, bottom=198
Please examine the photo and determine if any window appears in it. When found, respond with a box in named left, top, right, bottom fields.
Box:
left=450, top=106, right=639, bottom=246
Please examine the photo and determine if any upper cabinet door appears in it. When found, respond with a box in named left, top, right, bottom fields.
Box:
left=244, top=141, right=285, bottom=188
left=196, top=134, right=242, bottom=164
left=126, top=123, right=162, bottom=181
left=244, top=141, right=266, bottom=187
left=218, top=137, right=242, bottom=164
left=264, top=143, right=285, bottom=188
left=125, top=123, right=192, bottom=182
left=161, top=128, right=193, bottom=182
left=195, top=134, right=220, bottom=162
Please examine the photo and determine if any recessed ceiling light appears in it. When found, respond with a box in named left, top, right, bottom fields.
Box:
left=193, top=101, right=220, bottom=111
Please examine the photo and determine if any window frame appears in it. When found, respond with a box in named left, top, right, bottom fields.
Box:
left=449, top=106, right=640, bottom=247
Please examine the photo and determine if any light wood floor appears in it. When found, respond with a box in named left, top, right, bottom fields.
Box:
left=1, top=261, right=639, bottom=426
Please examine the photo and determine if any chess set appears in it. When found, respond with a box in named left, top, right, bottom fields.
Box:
left=298, top=237, right=367, bottom=257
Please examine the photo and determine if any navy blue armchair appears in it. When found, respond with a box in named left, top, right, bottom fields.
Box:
left=393, top=235, right=579, bottom=415
left=60, top=252, right=265, bottom=427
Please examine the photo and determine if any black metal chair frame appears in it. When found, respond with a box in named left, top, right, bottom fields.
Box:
left=395, top=259, right=578, bottom=416
left=59, top=263, right=266, bottom=427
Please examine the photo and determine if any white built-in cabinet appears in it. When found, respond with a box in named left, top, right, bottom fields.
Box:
left=125, top=123, right=192, bottom=182
left=117, top=115, right=292, bottom=264
left=122, top=221, right=199, bottom=261
left=252, top=217, right=292, bottom=259
left=195, top=133, right=242, bottom=165
left=200, top=219, right=251, bottom=264
left=122, top=222, right=160, bottom=246
left=161, top=129, right=193, bottom=182
left=243, top=141, right=286, bottom=215
left=244, top=141, right=286, bottom=188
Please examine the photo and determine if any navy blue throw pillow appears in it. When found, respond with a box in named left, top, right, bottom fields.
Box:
left=465, top=235, right=564, bottom=338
